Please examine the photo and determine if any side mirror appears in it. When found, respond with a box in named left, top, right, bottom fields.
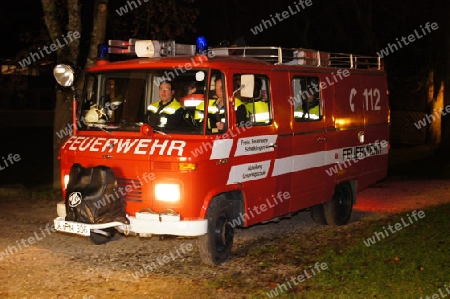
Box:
left=53, top=64, right=76, bottom=87
left=240, top=74, right=254, bottom=98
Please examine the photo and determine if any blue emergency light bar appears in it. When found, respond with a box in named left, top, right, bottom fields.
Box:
left=97, top=44, right=109, bottom=59
left=196, top=36, right=208, bottom=53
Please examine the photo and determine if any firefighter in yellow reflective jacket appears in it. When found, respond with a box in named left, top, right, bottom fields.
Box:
left=147, top=81, right=185, bottom=128
left=195, top=78, right=247, bottom=132
left=246, top=78, right=270, bottom=123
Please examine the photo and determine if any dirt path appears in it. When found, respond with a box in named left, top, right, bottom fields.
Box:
left=0, top=178, right=449, bottom=299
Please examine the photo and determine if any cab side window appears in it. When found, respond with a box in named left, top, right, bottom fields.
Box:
left=234, top=74, right=272, bottom=125
left=194, top=72, right=228, bottom=134
left=292, top=77, right=322, bottom=121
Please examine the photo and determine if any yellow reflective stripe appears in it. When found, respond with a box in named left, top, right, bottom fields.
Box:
left=209, top=106, right=219, bottom=113
left=194, top=110, right=204, bottom=119
left=148, top=99, right=182, bottom=115
left=294, top=111, right=320, bottom=119
left=163, top=107, right=176, bottom=114
left=253, top=112, right=270, bottom=122
left=147, top=105, right=158, bottom=113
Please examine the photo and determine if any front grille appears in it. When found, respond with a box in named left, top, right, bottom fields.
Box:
left=151, top=161, right=173, bottom=171
left=116, top=177, right=143, bottom=203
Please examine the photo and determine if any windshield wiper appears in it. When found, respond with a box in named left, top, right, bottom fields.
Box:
left=87, top=123, right=113, bottom=134
left=153, top=129, right=168, bottom=136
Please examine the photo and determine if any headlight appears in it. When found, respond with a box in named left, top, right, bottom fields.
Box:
left=155, top=184, right=180, bottom=202
left=64, top=174, right=70, bottom=189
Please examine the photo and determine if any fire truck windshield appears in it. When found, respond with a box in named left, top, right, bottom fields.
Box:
left=79, top=69, right=210, bottom=134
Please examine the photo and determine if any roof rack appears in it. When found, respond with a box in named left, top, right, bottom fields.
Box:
left=209, top=46, right=383, bottom=70
left=105, top=39, right=383, bottom=70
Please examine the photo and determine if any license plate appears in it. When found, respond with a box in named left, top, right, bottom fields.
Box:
left=54, top=219, right=90, bottom=236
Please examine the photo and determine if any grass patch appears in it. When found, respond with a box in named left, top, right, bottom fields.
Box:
left=253, top=204, right=450, bottom=298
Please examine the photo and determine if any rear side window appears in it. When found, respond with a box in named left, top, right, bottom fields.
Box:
left=291, top=77, right=322, bottom=122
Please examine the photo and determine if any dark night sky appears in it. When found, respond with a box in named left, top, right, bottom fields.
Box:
left=0, top=0, right=445, bottom=57
left=0, top=1, right=43, bottom=57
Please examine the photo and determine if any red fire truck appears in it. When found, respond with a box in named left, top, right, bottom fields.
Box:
left=53, top=38, right=389, bottom=265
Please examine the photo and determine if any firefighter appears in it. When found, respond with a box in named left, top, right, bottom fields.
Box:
left=147, top=80, right=185, bottom=129
left=296, top=92, right=320, bottom=120
left=246, top=78, right=270, bottom=123
left=195, top=77, right=247, bottom=132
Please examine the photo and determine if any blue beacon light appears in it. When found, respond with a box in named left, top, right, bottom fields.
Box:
left=196, top=36, right=208, bottom=54
left=97, top=44, right=109, bottom=60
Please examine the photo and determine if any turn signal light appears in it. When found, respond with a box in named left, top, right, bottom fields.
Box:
left=179, top=162, right=197, bottom=171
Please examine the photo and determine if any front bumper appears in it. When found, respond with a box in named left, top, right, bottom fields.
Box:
left=55, top=202, right=208, bottom=237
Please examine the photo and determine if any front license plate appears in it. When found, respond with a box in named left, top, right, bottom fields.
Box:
left=54, top=219, right=90, bottom=236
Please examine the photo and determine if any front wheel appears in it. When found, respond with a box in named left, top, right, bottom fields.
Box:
left=198, top=196, right=234, bottom=265
left=323, top=183, right=353, bottom=226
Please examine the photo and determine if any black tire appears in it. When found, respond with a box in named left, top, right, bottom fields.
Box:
left=310, top=204, right=327, bottom=225
left=198, top=196, right=234, bottom=266
left=323, top=183, right=353, bottom=226
left=89, top=228, right=116, bottom=245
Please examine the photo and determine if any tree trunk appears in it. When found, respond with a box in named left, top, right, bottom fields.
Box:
left=427, top=70, right=444, bottom=144
left=41, top=0, right=81, bottom=188
left=440, top=6, right=450, bottom=151
left=85, top=0, right=108, bottom=68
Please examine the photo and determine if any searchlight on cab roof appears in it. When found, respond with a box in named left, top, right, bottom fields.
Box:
left=105, top=39, right=197, bottom=58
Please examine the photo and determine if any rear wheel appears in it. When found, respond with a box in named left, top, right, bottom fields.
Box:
left=89, top=228, right=116, bottom=245
left=198, top=196, right=234, bottom=265
left=323, top=183, right=353, bottom=226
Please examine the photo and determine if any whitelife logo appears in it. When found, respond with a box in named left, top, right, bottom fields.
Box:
left=93, top=172, right=155, bottom=209
left=414, top=105, right=450, bottom=130
left=420, top=284, right=450, bottom=299
left=131, top=243, right=194, bottom=279
left=325, top=140, right=388, bottom=177
left=376, top=22, right=439, bottom=58
left=18, top=31, right=81, bottom=68
left=0, top=223, right=56, bottom=261
left=190, top=120, right=253, bottom=158
left=229, top=191, right=291, bottom=228
left=0, top=153, right=21, bottom=172
left=116, top=0, right=148, bottom=16
left=288, top=69, right=350, bottom=106
left=250, top=0, right=313, bottom=35
left=363, top=210, right=425, bottom=247
left=153, top=50, right=214, bottom=86
left=265, top=262, right=328, bottom=298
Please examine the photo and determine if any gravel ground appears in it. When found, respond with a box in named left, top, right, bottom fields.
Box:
left=0, top=178, right=449, bottom=298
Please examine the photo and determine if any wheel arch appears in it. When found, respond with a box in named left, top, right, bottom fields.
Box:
left=200, top=188, right=245, bottom=227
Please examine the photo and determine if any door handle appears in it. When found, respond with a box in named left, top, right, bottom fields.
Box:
left=358, top=131, right=365, bottom=144
left=217, top=158, right=228, bottom=165
left=316, top=136, right=326, bottom=142
left=268, top=143, right=278, bottom=148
